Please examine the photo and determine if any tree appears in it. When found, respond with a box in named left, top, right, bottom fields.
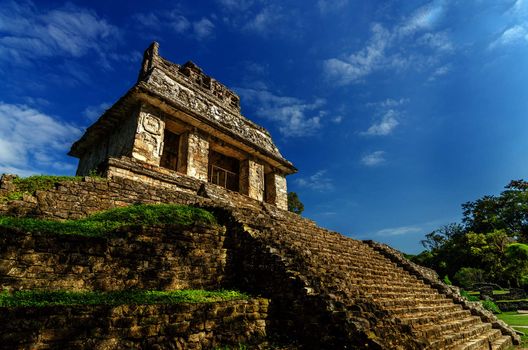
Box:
left=287, top=192, right=304, bottom=215
left=412, top=179, right=528, bottom=288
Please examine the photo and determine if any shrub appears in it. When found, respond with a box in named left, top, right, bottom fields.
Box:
left=443, top=275, right=452, bottom=285
left=454, top=267, right=485, bottom=290
left=481, top=299, right=501, bottom=314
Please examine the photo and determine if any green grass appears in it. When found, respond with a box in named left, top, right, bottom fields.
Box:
left=496, top=312, right=528, bottom=345
left=0, top=289, right=248, bottom=307
left=1, top=175, right=85, bottom=202
left=0, top=204, right=216, bottom=237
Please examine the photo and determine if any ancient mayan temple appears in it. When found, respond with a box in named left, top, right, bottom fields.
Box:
left=69, top=42, right=295, bottom=210
left=0, top=43, right=522, bottom=349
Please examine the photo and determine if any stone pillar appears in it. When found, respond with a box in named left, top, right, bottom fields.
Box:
left=240, top=159, right=265, bottom=201
left=265, top=173, right=288, bottom=210
left=179, top=131, right=209, bottom=181
left=132, top=105, right=165, bottom=166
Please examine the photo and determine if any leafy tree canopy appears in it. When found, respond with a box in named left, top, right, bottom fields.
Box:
left=287, top=191, right=304, bottom=215
left=413, top=180, right=528, bottom=288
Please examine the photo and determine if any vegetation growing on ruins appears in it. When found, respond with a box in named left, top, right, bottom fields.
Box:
left=412, top=180, right=528, bottom=289
left=0, top=204, right=216, bottom=237
left=0, top=175, right=84, bottom=202
left=0, top=289, right=248, bottom=307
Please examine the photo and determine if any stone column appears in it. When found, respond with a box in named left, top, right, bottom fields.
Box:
left=240, top=159, right=265, bottom=201
left=132, top=105, right=165, bottom=166
left=179, top=131, right=209, bottom=181
left=265, top=173, right=288, bottom=210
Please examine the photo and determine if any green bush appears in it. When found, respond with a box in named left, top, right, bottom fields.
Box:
left=460, top=289, right=480, bottom=302
left=0, top=204, right=216, bottom=237
left=443, top=275, right=452, bottom=285
left=481, top=299, right=501, bottom=314
left=454, top=267, right=485, bottom=290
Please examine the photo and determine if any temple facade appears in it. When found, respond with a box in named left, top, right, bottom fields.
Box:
left=69, top=42, right=296, bottom=210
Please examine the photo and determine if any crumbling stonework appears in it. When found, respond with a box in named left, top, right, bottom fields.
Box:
left=0, top=223, right=227, bottom=292
left=0, top=299, right=268, bottom=350
left=240, top=159, right=264, bottom=201
left=132, top=104, right=165, bottom=165
left=69, top=42, right=294, bottom=209
left=185, top=131, right=209, bottom=181
left=0, top=174, right=520, bottom=349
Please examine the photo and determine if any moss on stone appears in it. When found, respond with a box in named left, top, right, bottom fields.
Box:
left=0, top=204, right=216, bottom=237
left=0, top=289, right=248, bottom=307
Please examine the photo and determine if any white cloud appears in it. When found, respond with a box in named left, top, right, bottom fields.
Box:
left=295, top=170, right=333, bottom=191
left=489, top=24, right=528, bottom=49
left=82, top=102, right=111, bottom=122
left=0, top=1, right=120, bottom=64
left=323, top=1, right=453, bottom=85
left=193, top=18, right=215, bottom=39
left=362, top=109, right=399, bottom=136
left=236, top=88, right=326, bottom=137
left=428, top=64, right=451, bottom=81
left=243, top=5, right=284, bottom=35
left=376, top=225, right=422, bottom=236
left=363, top=98, right=408, bottom=136
left=134, top=10, right=214, bottom=39
left=397, top=1, right=445, bottom=37
left=323, top=23, right=390, bottom=84
left=361, top=151, right=386, bottom=166
left=0, top=103, right=82, bottom=176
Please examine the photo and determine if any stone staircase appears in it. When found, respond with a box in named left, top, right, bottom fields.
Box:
left=226, top=205, right=517, bottom=349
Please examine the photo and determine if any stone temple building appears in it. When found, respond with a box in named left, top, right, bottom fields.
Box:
left=69, top=42, right=296, bottom=210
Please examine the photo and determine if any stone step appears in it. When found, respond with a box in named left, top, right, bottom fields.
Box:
left=397, top=309, right=473, bottom=327
left=428, top=323, right=494, bottom=349
left=386, top=303, right=463, bottom=316
left=374, top=297, right=453, bottom=308
left=413, top=316, right=482, bottom=338
left=445, top=328, right=506, bottom=350
left=490, top=335, right=514, bottom=350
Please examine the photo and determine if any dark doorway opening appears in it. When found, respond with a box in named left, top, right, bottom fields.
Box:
left=208, top=150, right=240, bottom=191
left=160, top=130, right=180, bottom=171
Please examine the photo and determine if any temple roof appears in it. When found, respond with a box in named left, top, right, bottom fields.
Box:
left=69, top=42, right=296, bottom=174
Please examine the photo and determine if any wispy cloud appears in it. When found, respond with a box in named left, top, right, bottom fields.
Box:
left=216, top=1, right=300, bottom=38
left=295, top=170, right=334, bottom=191
left=362, top=98, right=409, bottom=136
left=134, top=10, right=215, bottom=40
left=0, top=103, right=81, bottom=176
left=489, top=24, right=528, bottom=49
left=82, top=102, right=110, bottom=122
left=361, top=110, right=399, bottom=136
left=361, top=151, right=386, bottom=166
left=376, top=225, right=422, bottom=236
left=0, top=1, right=120, bottom=66
left=323, top=0, right=453, bottom=85
left=236, top=88, right=327, bottom=137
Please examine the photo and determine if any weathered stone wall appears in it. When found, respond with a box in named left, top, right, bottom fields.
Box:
left=0, top=223, right=226, bottom=292
left=265, top=173, right=288, bottom=210
left=132, top=104, right=165, bottom=166
left=77, top=107, right=139, bottom=176
left=240, top=159, right=264, bottom=201
left=185, top=131, right=209, bottom=181
left=0, top=299, right=268, bottom=350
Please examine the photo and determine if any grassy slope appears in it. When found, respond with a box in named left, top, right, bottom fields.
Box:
left=0, top=290, right=248, bottom=307
left=0, top=204, right=216, bottom=237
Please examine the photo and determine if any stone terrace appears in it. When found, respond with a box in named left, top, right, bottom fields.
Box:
left=0, top=173, right=521, bottom=349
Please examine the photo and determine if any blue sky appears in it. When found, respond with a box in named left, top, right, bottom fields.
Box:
left=1, top=0, right=528, bottom=253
